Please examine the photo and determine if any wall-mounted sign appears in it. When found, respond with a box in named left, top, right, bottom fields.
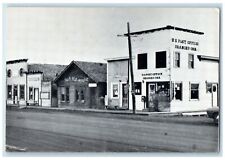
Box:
left=171, top=38, right=199, bottom=52
left=142, top=72, right=163, bottom=80
left=28, top=77, right=40, bottom=81
left=40, top=92, right=50, bottom=99
left=65, top=76, right=88, bottom=82
left=88, top=83, right=97, bottom=87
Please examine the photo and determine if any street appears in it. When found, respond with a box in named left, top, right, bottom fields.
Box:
left=6, top=108, right=219, bottom=152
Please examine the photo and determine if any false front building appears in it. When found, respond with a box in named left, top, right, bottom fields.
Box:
left=106, top=25, right=219, bottom=112
left=6, top=59, right=66, bottom=107
left=54, top=61, right=107, bottom=109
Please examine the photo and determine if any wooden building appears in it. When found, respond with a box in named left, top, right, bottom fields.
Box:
left=106, top=25, right=219, bottom=112
left=54, top=61, right=107, bottom=109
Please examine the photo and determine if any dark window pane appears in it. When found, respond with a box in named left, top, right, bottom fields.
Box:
left=174, top=83, right=182, bottom=100
left=134, top=82, right=142, bottom=95
left=138, top=53, right=147, bottom=69
left=156, top=51, right=166, bottom=68
left=191, top=84, right=199, bottom=99
left=66, top=87, right=70, bottom=102
left=20, top=85, right=25, bottom=99
left=188, top=54, right=194, bottom=68
left=29, top=87, right=33, bottom=100
left=174, top=52, right=180, bottom=68
left=7, top=85, right=12, bottom=99
left=80, top=90, right=84, bottom=101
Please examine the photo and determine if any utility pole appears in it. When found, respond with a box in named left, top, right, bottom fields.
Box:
left=127, top=22, right=136, bottom=114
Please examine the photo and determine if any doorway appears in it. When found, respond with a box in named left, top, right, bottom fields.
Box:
left=34, top=88, right=39, bottom=105
left=122, top=83, right=129, bottom=108
left=212, top=83, right=218, bottom=107
left=13, top=85, right=18, bottom=104
left=148, top=83, right=156, bottom=111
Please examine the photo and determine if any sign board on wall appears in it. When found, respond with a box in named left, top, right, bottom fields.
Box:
left=88, top=83, right=97, bottom=87
left=171, top=38, right=199, bottom=51
left=142, top=72, right=163, bottom=80
left=40, top=92, right=50, bottom=99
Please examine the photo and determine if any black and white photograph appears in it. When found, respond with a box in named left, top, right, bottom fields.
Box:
left=2, top=3, right=221, bottom=154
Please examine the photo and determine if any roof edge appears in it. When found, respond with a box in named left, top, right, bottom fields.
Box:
left=124, top=25, right=204, bottom=36
left=6, top=59, right=28, bottom=64
left=197, top=55, right=219, bottom=62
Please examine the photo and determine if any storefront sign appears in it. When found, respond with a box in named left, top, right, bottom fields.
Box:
left=142, top=72, right=162, bottom=80
left=88, top=83, right=97, bottom=87
left=65, top=76, right=88, bottom=82
left=171, top=38, right=199, bottom=51
left=40, top=92, right=50, bottom=99
left=28, top=77, right=40, bottom=81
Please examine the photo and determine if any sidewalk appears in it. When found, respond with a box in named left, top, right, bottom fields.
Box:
left=13, top=105, right=207, bottom=117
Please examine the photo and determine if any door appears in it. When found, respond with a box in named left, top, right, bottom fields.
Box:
left=212, top=83, right=218, bottom=107
left=13, top=85, right=18, bottom=104
left=34, top=88, right=39, bottom=105
left=148, top=83, right=156, bottom=111
left=122, top=83, right=128, bottom=108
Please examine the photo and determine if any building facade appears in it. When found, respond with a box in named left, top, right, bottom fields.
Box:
left=54, top=61, right=107, bottom=109
left=106, top=25, right=219, bottom=112
left=6, top=59, right=66, bottom=107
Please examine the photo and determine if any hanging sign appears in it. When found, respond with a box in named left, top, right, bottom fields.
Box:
left=88, top=83, right=97, bottom=87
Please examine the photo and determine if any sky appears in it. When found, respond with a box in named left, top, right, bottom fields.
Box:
left=5, top=6, right=219, bottom=65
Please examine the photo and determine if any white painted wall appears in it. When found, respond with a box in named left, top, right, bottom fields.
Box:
left=6, top=62, right=28, bottom=106
left=27, top=73, right=42, bottom=106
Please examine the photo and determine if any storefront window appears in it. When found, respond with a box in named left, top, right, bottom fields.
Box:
left=7, top=85, right=12, bottom=99
left=20, top=85, right=25, bottom=99
left=134, top=82, right=141, bottom=95
left=112, top=83, right=119, bottom=98
left=66, top=87, right=70, bottom=102
left=188, top=54, right=194, bottom=69
left=29, top=87, right=33, bottom=100
left=174, top=52, right=180, bottom=68
left=173, top=83, right=182, bottom=100
left=156, top=51, right=167, bottom=68
left=61, top=87, right=65, bottom=101
left=137, top=53, right=147, bottom=69
left=190, top=83, right=199, bottom=100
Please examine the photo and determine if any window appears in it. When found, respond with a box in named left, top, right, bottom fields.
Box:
left=134, top=82, right=141, bottom=95
left=80, top=90, right=84, bottom=101
left=173, top=83, right=182, bottom=100
left=188, top=54, right=194, bottom=68
left=61, top=87, right=65, bottom=101
left=7, top=69, right=12, bottom=77
left=156, top=51, right=167, bottom=68
left=19, top=68, right=24, bottom=77
left=174, top=52, right=180, bottom=68
left=75, top=90, right=79, bottom=101
left=7, top=85, right=12, bottom=99
left=29, top=87, right=33, bottom=100
left=66, top=87, right=70, bottom=102
left=206, top=82, right=212, bottom=93
left=112, top=83, right=119, bottom=98
left=137, top=53, right=147, bottom=69
left=20, top=85, right=25, bottom=99
left=190, top=83, right=199, bottom=100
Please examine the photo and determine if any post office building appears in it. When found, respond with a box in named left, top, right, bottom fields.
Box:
left=106, top=25, right=219, bottom=112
